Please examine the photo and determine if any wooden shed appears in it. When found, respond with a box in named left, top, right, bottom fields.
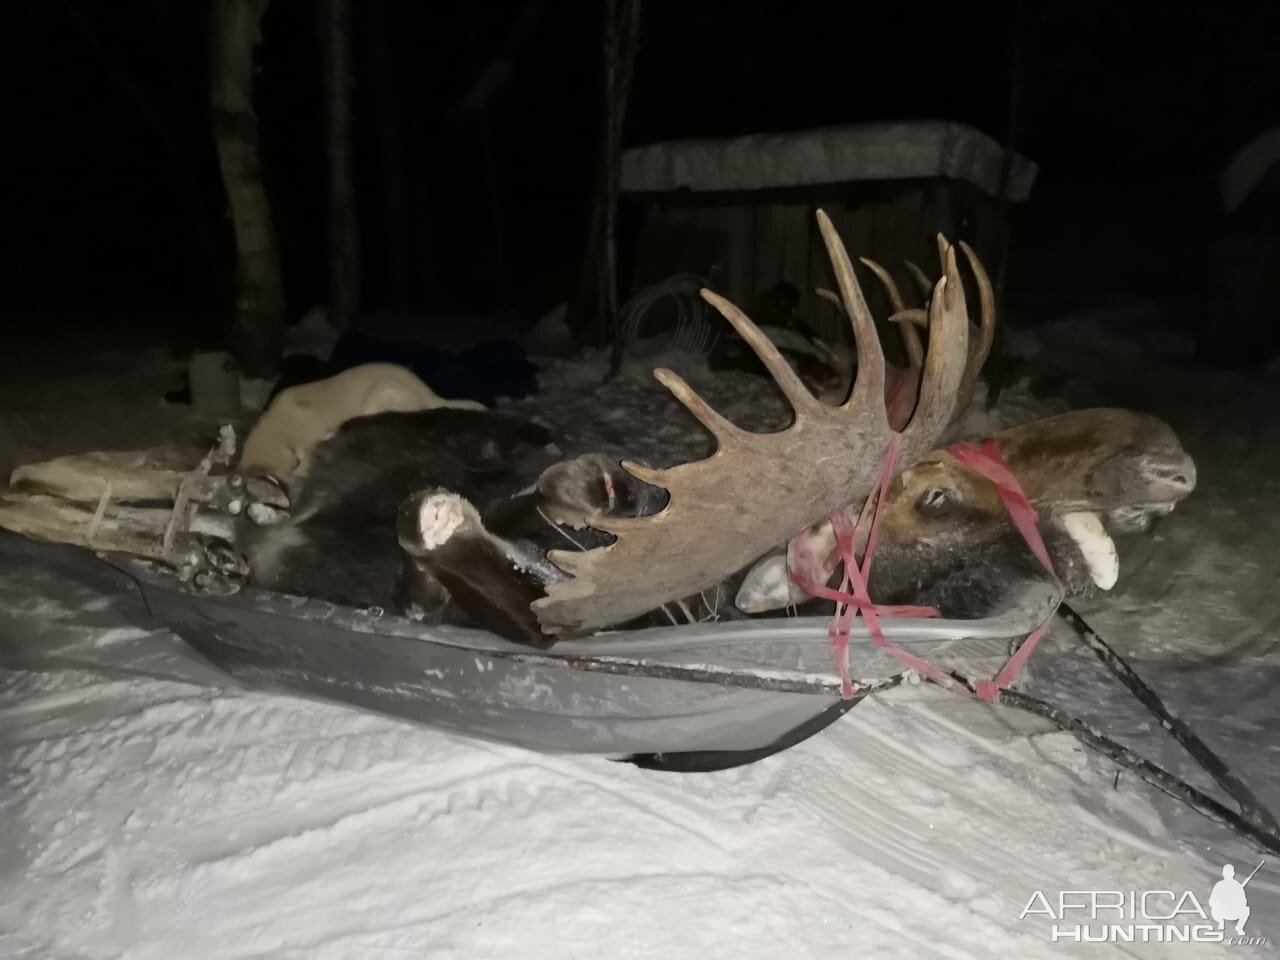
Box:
left=618, top=120, right=1037, bottom=358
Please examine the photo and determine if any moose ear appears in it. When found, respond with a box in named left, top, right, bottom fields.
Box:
left=916, top=486, right=959, bottom=516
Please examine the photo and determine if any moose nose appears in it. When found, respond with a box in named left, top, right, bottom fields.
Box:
left=1145, top=455, right=1197, bottom=495
left=1172, top=456, right=1197, bottom=491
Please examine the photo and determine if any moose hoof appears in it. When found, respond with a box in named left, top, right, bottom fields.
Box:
left=246, top=502, right=288, bottom=526
left=243, top=473, right=291, bottom=510
left=203, top=538, right=250, bottom=578
left=192, top=568, right=244, bottom=597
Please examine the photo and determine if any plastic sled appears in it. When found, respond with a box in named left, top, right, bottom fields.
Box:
left=1, top=530, right=1057, bottom=770
left=107, top=550, right=1059, bottom=770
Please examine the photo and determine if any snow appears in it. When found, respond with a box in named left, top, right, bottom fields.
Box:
left=0, top=568, right=1256, bottom=960
left=3, top=313, right=1280, bottom=957
left=620, top=121, right=1039, bottom=201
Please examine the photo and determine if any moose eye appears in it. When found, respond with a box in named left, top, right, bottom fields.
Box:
left=916, top=486, right=957, bottom=516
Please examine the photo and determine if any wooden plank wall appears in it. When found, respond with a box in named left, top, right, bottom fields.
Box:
left=629, top=183, right=995, bottom=367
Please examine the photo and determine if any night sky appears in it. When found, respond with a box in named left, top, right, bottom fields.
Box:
left=7, top=1, right=1277, bottom=340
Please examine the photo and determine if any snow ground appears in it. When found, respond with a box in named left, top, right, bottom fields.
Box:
left=3, top=312, right=1280, bottom=958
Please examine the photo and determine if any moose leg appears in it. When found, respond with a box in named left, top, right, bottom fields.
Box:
left=396, top=490, right=566, bottom=647
left=2, top=492, right=184, bottom=558
left=12, top=452, right=199, bottom=504
left=12, top=456, right=290, bottom=516
left=392, top=456, right=668, bottom=643
left=0, top=490, right=246, bottom=588
left=10, top=428, right=240, bottom=504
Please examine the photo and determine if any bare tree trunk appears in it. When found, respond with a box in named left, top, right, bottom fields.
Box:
left=453, top=0, right=544, bottom=120
left=604, top=0, right=642, bottom=376
left=458, top=6, right=511, bottom=312
left=569, top=0, right=641, bottom=357
left=64, top=5, right=224, bottom=314
left=211, top=0, right=285, bottom=380
left=364, top=0, right=408, bottom=308
left=322, top=0, right=361, bottom=331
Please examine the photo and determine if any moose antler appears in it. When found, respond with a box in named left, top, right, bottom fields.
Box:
left=531, top=209, right=972, bottom=634
left=863, top=241, right=996, bottom=420
left=817, top=239, right=992, bottom=430
left=853, top=259, right=927, bottom=370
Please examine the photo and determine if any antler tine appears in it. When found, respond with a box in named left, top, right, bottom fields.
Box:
left=902, top=242, right=971, bottom=441
left=860, top=257, right=923, bottom=369
left=958, top=240, right=996, bottom=371
left=531, top=209, right=970, bottom=635
left=858, top=258, right=907, bottom=314
left=699, top=288, right=824, bottom=416
left=888, top=308, right=929, bottom=329
left=819, top=285, right=925, bottom=373
left=935, top=233, right=949, bottom=275
left=814, top=286, right=842, bottom=310
left=650, top=367, right=751, bottom=449
left=816, top=210, right=886, bottom=412
left=924, top=239, right=997, bottom=419
left=903, top=259, right=934, bottom=303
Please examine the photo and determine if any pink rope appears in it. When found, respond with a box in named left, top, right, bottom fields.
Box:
left=884, top=369, right=913, bottom=430
left=786, top=434, right=1063, bottom=703
left=945, top=439, right=1063, bottom=701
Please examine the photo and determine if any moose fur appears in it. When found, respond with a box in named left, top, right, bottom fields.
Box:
left=0, top=393, right=1197, bottom=647
left=240, top=408, right=564, bottom=616
left=0, top=214, right=1196, bottom=645
left=234, top=401, right=1196, bottom=645
left=237, top=363, right=487, bottom=484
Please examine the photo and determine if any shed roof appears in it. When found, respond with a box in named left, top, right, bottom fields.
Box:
left=621, top=120, right=1037, bottom=201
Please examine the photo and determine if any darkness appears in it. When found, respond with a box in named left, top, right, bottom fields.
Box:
left=5, top=0, right=1278, bottom=344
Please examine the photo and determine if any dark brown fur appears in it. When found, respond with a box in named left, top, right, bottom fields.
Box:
left=239, top=403, right=1195, bottom=644
left=238, top=408, right=564, bottom=616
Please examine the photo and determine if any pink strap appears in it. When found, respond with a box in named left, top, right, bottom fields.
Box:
left=884, top=368, right=916, bottom=430
left=945, top=439, right=1062, bottom=590
left=789, top=433, right=958, bottom=699
left=787, top=434, right=1061, bottom=703
left=885, top=374, right=907, bottom=427
left=944, top=440, right=1063, bottom=700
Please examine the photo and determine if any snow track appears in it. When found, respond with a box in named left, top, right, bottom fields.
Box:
left=0, top=558, right=1257, bottom=958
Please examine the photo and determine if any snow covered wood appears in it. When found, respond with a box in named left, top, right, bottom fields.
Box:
left=621, top=121, right=1038, bottom=199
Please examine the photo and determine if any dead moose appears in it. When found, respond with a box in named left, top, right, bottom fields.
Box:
left=0, top=210, right=1196, bottom=650
left=223, top=211, right=1197, bottom=644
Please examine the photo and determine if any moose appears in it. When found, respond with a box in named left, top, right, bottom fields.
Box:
left=0, top=210, right=1196, bottom=648
left=226, top=210, right=1196, bottom=644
